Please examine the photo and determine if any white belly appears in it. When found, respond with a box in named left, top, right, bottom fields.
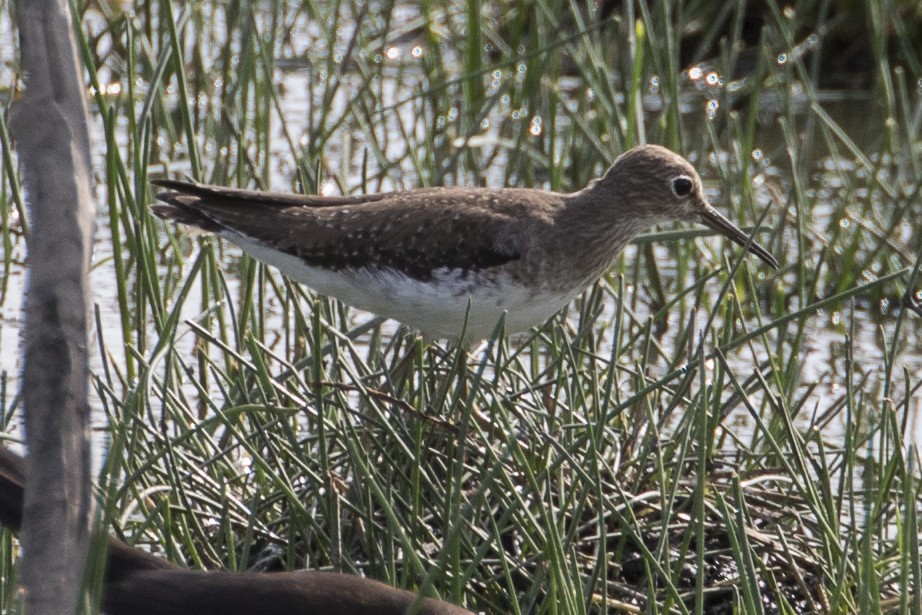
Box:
left=232, top=236, right=576, bottom=340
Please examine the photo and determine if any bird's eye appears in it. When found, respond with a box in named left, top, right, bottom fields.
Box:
left=671, top=176, right=694, bottom=198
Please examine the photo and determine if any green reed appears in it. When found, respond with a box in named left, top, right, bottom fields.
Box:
left=0, top=0, right=920, bottom=613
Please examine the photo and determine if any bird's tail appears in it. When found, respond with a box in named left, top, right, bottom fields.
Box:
left=150, top=182, right=225, bottom=234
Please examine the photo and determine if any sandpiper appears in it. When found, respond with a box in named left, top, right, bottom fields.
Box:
left=152, top=145, right=777, bottom=340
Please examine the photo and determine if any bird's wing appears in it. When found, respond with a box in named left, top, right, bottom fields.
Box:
left=152, top=181, right=540, bottom=280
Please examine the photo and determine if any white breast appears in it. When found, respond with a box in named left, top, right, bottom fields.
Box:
left=231, top=236, right=577, bottom=340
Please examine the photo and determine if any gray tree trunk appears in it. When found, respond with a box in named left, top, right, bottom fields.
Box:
left=10, top=0, right=95, bottom=612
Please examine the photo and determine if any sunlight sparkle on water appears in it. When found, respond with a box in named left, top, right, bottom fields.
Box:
left=706, top=100, right=719, bottom=120
left=529, top=116, right=542, bottom=136
left=90, top=82, right=122, bottom=96
left=320, top=179, right=337, bottom=196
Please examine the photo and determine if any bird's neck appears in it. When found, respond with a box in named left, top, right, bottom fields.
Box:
left=562, top=184, right=655, bottom=246
left=549, top=189, right=653, bottom=287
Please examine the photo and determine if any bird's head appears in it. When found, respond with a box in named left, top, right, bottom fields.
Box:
left=595, top=144, right=778, bottom=269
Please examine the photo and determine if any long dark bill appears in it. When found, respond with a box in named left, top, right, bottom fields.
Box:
left=698, top=204, right=779, bottom=269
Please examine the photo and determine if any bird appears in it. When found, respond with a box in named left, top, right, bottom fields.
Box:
left=0, top=448, right=473, bottom=615
left=152, top=144, right=778, bottom=341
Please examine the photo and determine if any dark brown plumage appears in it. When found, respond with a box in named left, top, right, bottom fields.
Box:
left=153, top=182, right=526, bottom=281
